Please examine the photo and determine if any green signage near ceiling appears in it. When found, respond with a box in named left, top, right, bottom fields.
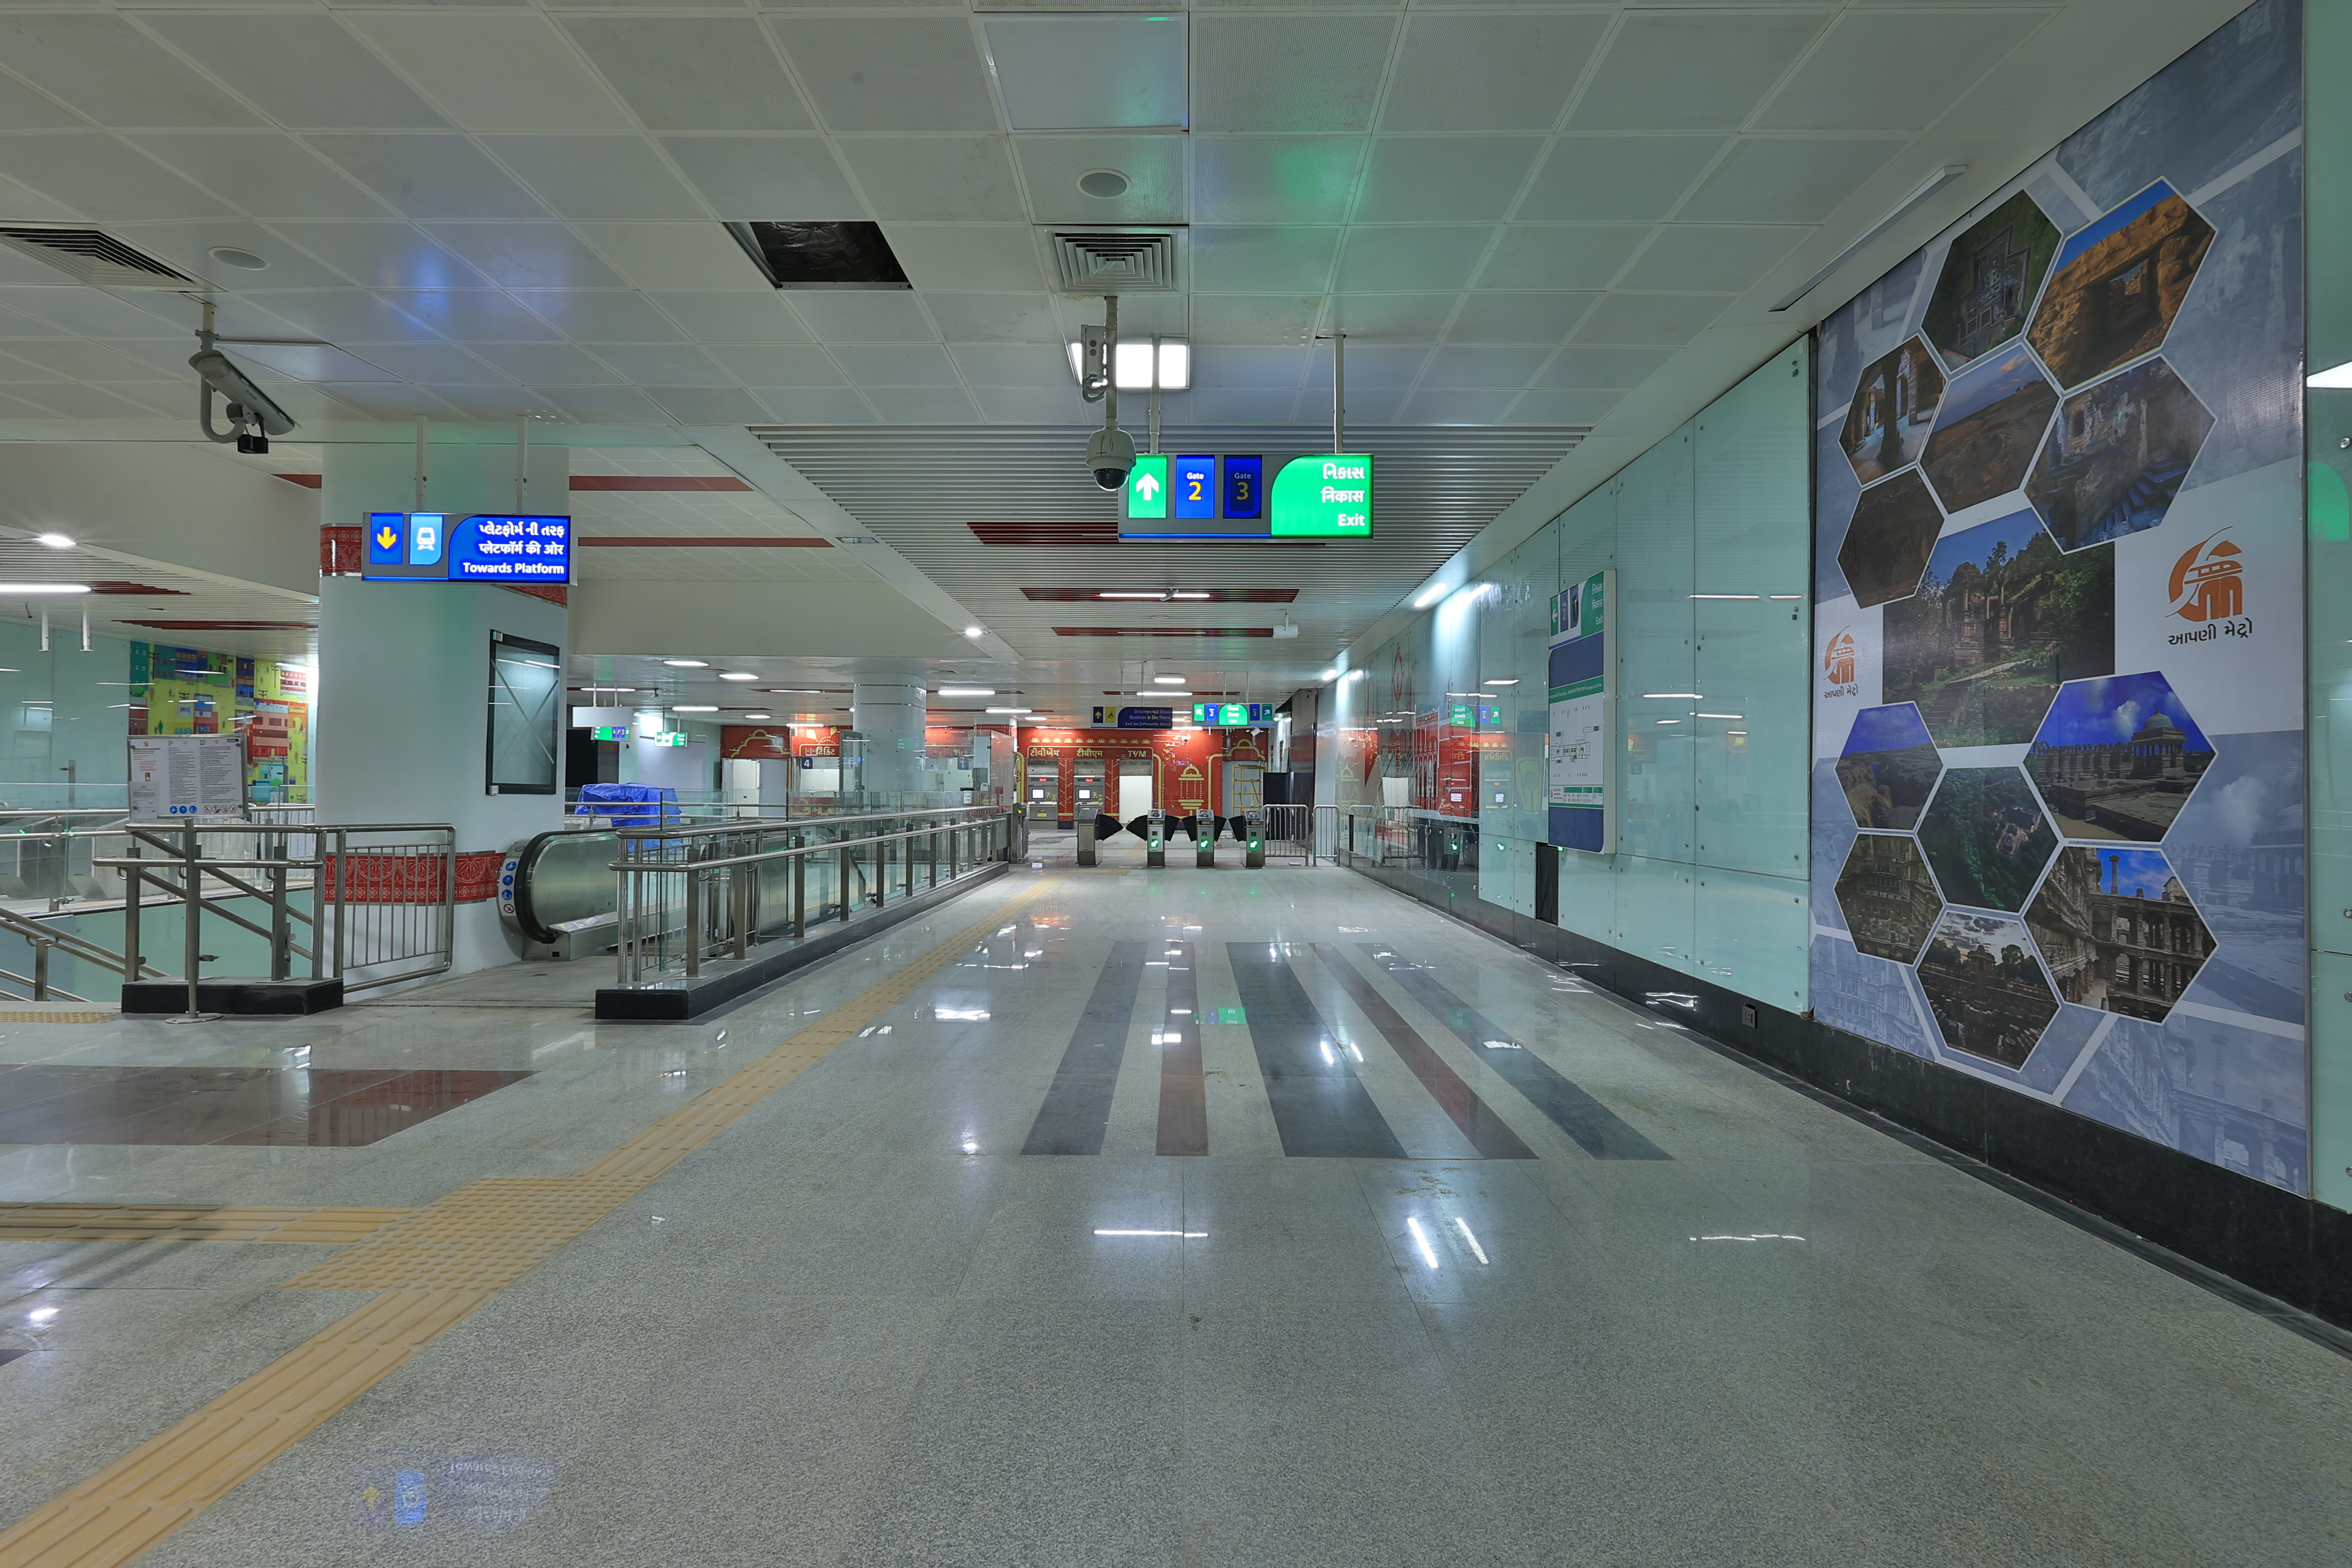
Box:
left=1126, top=453, right=1168, bottom=519
left=1270, top=455, right=1372, bottom=538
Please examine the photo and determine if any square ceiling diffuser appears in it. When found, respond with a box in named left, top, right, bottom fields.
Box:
left=981, top=12, right=1187, bottom=131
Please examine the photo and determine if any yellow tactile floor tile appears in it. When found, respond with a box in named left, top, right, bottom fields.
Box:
left=0, top=1204, right=413, bottom=1244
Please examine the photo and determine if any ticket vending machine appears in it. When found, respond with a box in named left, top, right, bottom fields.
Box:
left=1072, top=757, right=1107, bottom=821
left=1024, top=759, right=1060, bottom=823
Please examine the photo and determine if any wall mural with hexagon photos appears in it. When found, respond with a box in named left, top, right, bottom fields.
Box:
left=1810, top=0, right=2307, bottom=1192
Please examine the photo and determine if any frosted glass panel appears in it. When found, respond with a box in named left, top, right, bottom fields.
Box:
left=1614, top=853, right=1696, bottom=974
left=1480, top=833, right=1536, bottom=916
left=1694, top=864, right=1810, bottom=1011
left=1616, top=430, right=1695, bottom=864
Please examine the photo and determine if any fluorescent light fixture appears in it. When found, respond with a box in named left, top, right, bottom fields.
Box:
left=1412, top=583, right=1449, bottom=609
left=1152, top=675, right=1187, bottom=684
left=986, top=706, right=1031, bottom=714
left=964, top=626, right=985, bottom=638
left=2311, top=361, right=2352, bottom=388
left=0, top=583, right=89, bottom=594
left=1484, top=678, right=1519, bottom=686
left=1697, top=713, right=1745, bottom=720
left=718, top=671, right=756, bottom=682
left=1656, top=719, right=1681, bottom=725
left=1644, top=692, right=1702, bottom=699
left=1138, top=690, right=1190, bottom=698
left=1770, top=594, right=1804, bottom=601
left=1320, top=668, right=1339, bottom=681
left=662, top=658, right=707, bottom=668
left=742, top=712, right=772, bottom=720
left=674, top=704, right=717, bottom=713
left=1170, top=591, right=1209, bottom=600
left=1773, top=164, right=1969, bottom=312
left=1101, top=591, right=1165, bottom=599
left=1690, top=594, right=1758, bottom=600
left=938, top=687, right=996, bottom=696
left=1093, top=1229, right=1207, bottom=1237
left=1344, top=669, right=1366, bottom=682
left=1066, top=340, right=1190, bottom=390
left=33, top=533, right=72, bottom=549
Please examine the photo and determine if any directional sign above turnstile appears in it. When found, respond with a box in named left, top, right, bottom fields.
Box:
left=1121, top=454, right=1371, bottom=542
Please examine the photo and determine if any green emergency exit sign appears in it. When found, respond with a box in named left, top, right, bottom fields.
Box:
left=1126, top=454, right=1168, bottom=519
left=1270, top=455, right=1372, bottom=537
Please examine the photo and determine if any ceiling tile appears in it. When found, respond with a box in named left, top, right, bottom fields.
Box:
left=0, top=135, right=231, bottom=221
left=344, top=14, right=634, bottom=132
left=375, top=291, right=567, bottom=343
left=648, top=386, right=771, bottom=425
left=0, top=73, right=80, bottom=132
left=0, top=17, right=262, bottom=129
left=0, top=381, right=158, bottom=420
left=143, top=15, right=452, bottom=131
left=558, top=18, right=813, bottom=133
left=947, top=344, right=1067, bottom=388
left=272, top=223, right=495, bottom=289
left=1190, top=295, right=1321, bottom=345
left=880, top=226, right=1044, bottom=294
left=1355, top=138, right=1543, bottom=223
left=467, top=343, right=624, bottom=385
left=1620, top=224, right=1810, bottom=294
left=424, top=224, right=627, bottom=289
left=593, top=343, right=732, bottom=386
left=1531, top=345, right=1677, bottom=390
left=789, top=293, right=937, bottom=345
left=1016, top=136, right=1185, bottom=225
left=1322, top=294, right=1456, bottom=341
left=130, top=135, right=391, bottom=221
left=1569, top=14, right=1826, bottom=134
left=1306, top=340, right=1429, bottom=389
left=573, top=223, right=763, bottom=292
left=1332, top=388, right=1404, bottom=426
left=925, top=294, right=1062, bottom=344
left=309, top=137, right=551, bottom=222
left=0, top=173, right=79, bottom=228
left=1194, top=138, right=1364, bottom=225
left=1194, top=346, right=1306, bottom=390
left=115, top=220, right=352, bottom=291
left=1755, top=12, right=2051, bottom=134
left=710, top=345, right=846, bottom=387
left=1420, top=345, right=1550, bottom=389
left=237, top=290, right=446, bottom=345
left=483, top=137, right=707, bottom=221
left=512, top=291, right=687, bottom=343
left=836, top=138, right=1023, bottom=223
left=660, top=138, right=862, bottom=220
left=1380, top=15, right=1608, bottom=133
left=1398, top=386, right=1517, bottom=426
left=1056, top=293, right=1183, bottom=339
left=1333, top=227, right=1493, bottom=292
left=650, top=292, right=815, bottom=346
left=1677, top=138, right=1908, bottom=224
left=772, top=18, right=998, bottom=135
left=0, top=338, right=165, bottom=381
left=1186, top=388, right=1298, bottom=424
left=543, top=385, right=669, bottom=424
left=753, top=387, right=876, bottom=424
left=829, top=344, right=959, bottom=386
left=1517, top=136, right=1726, bottom=223
left=971, top=386, right=1086, bottom=424
left=981, top=13, right=1185, bottom=132
left=1444, top=293, right=1598, bottom=345
left=423, top=384, right=551, bottom=421
left=1476, top=226, right=1649, bottom=291
left=352, top=342, right=511, bottom=385
left=1504, top=389, right=1620, bottom=427
left=864, top=387, right=982, bottom=424
left=1191, top=227, right=1340, bottom=295
left=1193, top=13, right=1396, bottom=135
left=1570, top=292, right=1730, bottom=347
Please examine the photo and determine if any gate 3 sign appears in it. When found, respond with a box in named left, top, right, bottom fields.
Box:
left=364, top=512, right=573, bottom=584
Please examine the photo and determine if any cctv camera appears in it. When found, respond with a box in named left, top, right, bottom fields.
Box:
left=1085, top=424, right=1136, bottom=492
left=190, top=347, right=298, bottom=440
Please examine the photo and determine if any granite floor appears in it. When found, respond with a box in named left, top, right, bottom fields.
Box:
left=2, top=860, right=2348, bottom=1566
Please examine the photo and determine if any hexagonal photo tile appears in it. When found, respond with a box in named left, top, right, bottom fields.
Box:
left=1881, top=507, right=2110, bottom=749
left=1921, top=190, right=2064, bottom=368
left=1918, top=909, right=2060, bottom=1068
left=2023, top=672, right=2215, bottom=841
left=1834, top=703, right=1942, bottom=830
left=1916, top=766, right=2058, bottom=912
left=1836, top=834, right=1943, bottom=963
left=1920, top=345, right=2061, bottom=514
left=2025, top=180, right=2216, bottom=389
left=1835, top=469, right=1945, bottom=609
left=2024, top=358, right=2214, bottom=551
left=2024, top=845, right=2214, bottom=1023
left=1841, top=335, right=1948, bottom=485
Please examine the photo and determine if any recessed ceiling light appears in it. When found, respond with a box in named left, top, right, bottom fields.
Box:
left=1064, top=340, right=1190, bottom=390
left=1077, top=168, right=1130, bottom=199
left=939, top=687, right=996, bottom=696
left=33, top=533, right=72, bottom=549
left=0, top=584, right=89, bottom=594
left=1412, top=583, right=1449, bottom=609
left=1100, top=591, right=1166, bottom=599
left=675, top=705, right=718, bottom=713
left=1137, top=690, right=1190, bottom=698
left=1152, top=675, right=1187, bottom=684
left=1170, top=591, right=1210, bottom=599
left=742, top=712, right=772, bottom=720
left=662, top=659, right=707, bottom=668
left=207, top=246, right=268, bottom=271
left=1320, top=668, right=1339, bottom=681
left=964, top=626, right=985, bottom=638
left=718, top=671, right=756, bottom=681
left=986, top=706, right=1032, bottom=714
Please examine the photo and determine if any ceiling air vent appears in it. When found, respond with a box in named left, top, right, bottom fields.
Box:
left=1049, top=230, right=1179, bottom=293
left=0, top=228, right=193, bottom=288
left=726, top=221, right=910, bottom=290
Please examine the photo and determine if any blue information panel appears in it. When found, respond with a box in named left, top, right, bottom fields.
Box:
left=1173, top=455, right=1216, bottom=519
left=361, top=513, right=571, bottom=584
left=1093, top=705, right=1174, bottom=729
left=1222, top=456, right=1262, bottom=519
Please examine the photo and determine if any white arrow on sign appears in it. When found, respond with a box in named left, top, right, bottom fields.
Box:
left=1133, top=472, right=1161, bottom=501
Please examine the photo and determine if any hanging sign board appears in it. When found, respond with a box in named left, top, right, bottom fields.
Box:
left=1190, top=702, right=1274, bottom=727
left=1093, top=706, right=1174, bottom=729
left=129, top=734, right=248, bottom=821
left=362, top=512, right=572, bottom=584
left=1121, top=454, right=1371, bottom=541
left=1547, top=569, right=1614, bottom=854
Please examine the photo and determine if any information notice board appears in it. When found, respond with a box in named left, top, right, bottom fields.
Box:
left=1546, top=569, right=1613, bottom=854
left=129, top=734, right=248, bottom=821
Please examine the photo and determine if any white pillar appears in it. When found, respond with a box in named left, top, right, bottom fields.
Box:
left=316, top=438, right=570, bottom=974
left=851, top=681, right=926, bottom=802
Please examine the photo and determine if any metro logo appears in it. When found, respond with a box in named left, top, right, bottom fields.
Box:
left=2167, top=528, right=2243, bottom=622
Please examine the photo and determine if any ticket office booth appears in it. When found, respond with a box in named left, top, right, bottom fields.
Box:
left=1024, top=758, right=1061, bottom=823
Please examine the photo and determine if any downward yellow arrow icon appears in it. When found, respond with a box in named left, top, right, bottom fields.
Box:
left=376, top=525, right=398, bottom=550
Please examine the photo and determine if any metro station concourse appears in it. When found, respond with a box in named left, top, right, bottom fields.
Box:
left=2, top=1, right=2352, bottom=1564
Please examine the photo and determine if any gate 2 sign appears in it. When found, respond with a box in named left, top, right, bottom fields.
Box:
left=363, top=512, right=573, bottom=584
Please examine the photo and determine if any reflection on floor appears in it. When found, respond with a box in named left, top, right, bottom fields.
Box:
left=0, top=1065, right=530, bottom=1146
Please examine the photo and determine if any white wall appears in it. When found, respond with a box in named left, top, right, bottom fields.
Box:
left=0, top=444, right=318, bottom=596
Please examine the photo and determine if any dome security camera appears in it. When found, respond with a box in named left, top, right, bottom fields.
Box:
left=1085, top=424, right=1136, bottom=492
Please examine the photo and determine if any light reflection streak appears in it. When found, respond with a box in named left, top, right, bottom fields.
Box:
left=1404, top=1216, right=1440, bottom=1269
left=1094, top=1228, right=1207, bottom=1237
left=1690, top=1234, right=1807, bottom=1243
left=1452, top=1218, right=1489, bottom=1265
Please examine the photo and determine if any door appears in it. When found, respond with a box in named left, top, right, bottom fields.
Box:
left=1118, top=760, right=1154, bottom=821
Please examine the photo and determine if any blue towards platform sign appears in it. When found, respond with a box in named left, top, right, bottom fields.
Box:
left=1116, top=706, right=1174, bottom=729
left=361, top=513, right=572, bottom=584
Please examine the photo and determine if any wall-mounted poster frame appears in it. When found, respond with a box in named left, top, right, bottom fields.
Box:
left=486, top=631, right=562, bottom=797
left=1547, top=568, right=1614, bottom=853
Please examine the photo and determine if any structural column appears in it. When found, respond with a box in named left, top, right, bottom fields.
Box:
left=850, top=681, right=926, bottom=804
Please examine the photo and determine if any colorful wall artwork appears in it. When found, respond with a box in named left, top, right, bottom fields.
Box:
left=1810, top=0, right=2306, bottom=1191
left=130, top=643, right=311, bottom=803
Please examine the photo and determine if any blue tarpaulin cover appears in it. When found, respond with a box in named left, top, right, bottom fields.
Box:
left=572, top=783, right=677, bottom=827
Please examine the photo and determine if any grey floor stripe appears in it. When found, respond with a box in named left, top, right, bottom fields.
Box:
left=1305, top=943, right=1537, bottom=1159
left=1226, top=944, right=1407, bottom=1159
left=1155, top=940, right=1208, bottom=1156
left=1358, top=943, right=1672, bottom=1161
left=1019, top=940, right=1148, bottom=1155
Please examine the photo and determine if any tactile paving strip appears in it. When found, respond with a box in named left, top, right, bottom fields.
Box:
left=0, top=879, right=1054, bottom=1568
left=0, top=1205, right=411, bottom=1245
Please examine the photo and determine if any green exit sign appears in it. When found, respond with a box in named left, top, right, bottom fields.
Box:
left=1271, top=454, right=1372, bottom=538
left=1126, top=453, right=1168, bottom=518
